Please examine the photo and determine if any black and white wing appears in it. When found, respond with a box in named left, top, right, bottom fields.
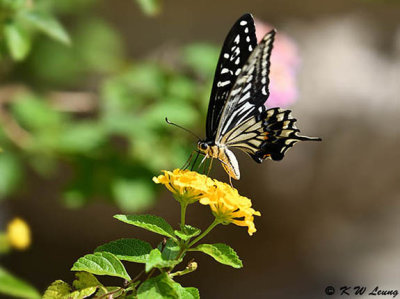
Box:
left=221, top=107, right=321, bottom=162
left=217, top=30, right=321, bottom=162
left=205, top=13, right=257, bottom=141
left=216, top=30, right=276, bottom=139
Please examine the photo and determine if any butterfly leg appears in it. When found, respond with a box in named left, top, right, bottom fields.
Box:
left=202, top=156, right=209, bottom=175
left=201, top=158, right=214, bottom=184
left=197, top=154, right=209, bottom=173
left=183, top=150, right=203, bottom=170
left=181, top=150, right=195, bottom=170
left=207, top=158, right=214, bottom=177
left=190, top=151, right=201, bottom=171
left=229, top=175, right=233, bottom=187
left=216, top=157, right=236, bottom=186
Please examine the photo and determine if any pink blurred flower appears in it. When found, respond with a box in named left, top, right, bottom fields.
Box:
left=255, top=19, right=300, bottom=108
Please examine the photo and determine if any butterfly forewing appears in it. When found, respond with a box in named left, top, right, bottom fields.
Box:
left=206, top=13, right=257, bottom=140
left=216, top=30, right=276, bottom=140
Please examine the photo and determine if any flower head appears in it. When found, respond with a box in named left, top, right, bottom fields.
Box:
left=153, top=169, right=214, bottom=204
left=199, top=180, right=261, bottom=236
left=153, top=169, right=260, bottom=235
left=6, top=217, right=31, bottom=250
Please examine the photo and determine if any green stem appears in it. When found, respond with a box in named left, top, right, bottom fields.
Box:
left=129, top=270, right=144, bottom=284
left=170, top=262, right=197, bottom=278
left=180, top=201, right=188, bottom=230
left=146, top=268, right=156, bottom=280
left=169, top=219, right=220, bottom=273
left=99, top=286, right=108, bottom=295
left=98, top=287, right=123, bottom=299
left=188, top=219, right=220, bottom=248
left=174, top=245, right=186, bottom=262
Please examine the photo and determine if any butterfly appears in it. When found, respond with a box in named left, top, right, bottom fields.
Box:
left=196, top=13, right=321, bottom=181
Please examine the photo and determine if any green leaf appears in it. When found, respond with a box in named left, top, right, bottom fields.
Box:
left=137, top=273, right=178, bottom=299
left=137, top=273, right=198, bottom=299
left=114, top=214, right=175, bottom=239
left=123, top=63, right=165, bottom=98
left=94, top=286, right=123, bottom=297
left=174, top=225, right=201, bottom=241
left=75, top=18, right=124, bottom=73
left=68, top=287, right=98, bottom=299
left=20, top=11, right=71, bottom=45
left=130, top=135, right=183, bottom=172
left=71, top=252, right=131, bottom=280
left=72, top=272, right=102, bottom=290
left=166, top=76, right=196, bottom=102
left=0, top=0, right=26, bottom=11
left=62, top=190, right=86, bottom=209
left=183, top=43, right=219, bottom=77
left=3, top=21, right=31, bottom=61
left=134, top=0, right=161, bottom=16
left=142, top=101, right=198, bottom=129
left=181, top=288, right=200, bottom=299
left=102, top=112, right=143, bottom=136
left=57, top=122, right=106, bottom=153
left=95, top=238, right=152, bottom=263
left=46, top=0, right=97, bottom=14
left=0, top=233, right=11, bottom=254
left=112, top=179, right=155, bottom=212
left=0, top=153, right=23, bottom=199
left=43, top=280, right=71, bottom=299
left=192, top=243, right=243, bottom=268
left=26, top=38, right=80, bottom=86
left=172, top=284, right=200, bottom=299
left=11, top=93, right=63, bottom=131
left=160, top=238, right=180, bottom=260
left=44, top=280, right=98, bottom=299
left=0, top=266, right=41, bottom=299
left=145, top=249, right=180, bottom=273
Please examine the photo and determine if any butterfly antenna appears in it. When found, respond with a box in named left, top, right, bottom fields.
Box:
left=165, top=118, right=201, bottom=140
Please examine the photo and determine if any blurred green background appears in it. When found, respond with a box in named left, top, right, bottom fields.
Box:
left=0, top=0, right=219, bottom=213
left=0, top=0, right=399, bottom=298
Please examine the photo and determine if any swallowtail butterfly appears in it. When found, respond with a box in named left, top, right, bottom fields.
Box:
left=196, top=13, right=321, bottom=181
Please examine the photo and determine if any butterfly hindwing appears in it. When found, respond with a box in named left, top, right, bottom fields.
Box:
left=206, top=13, right=257, bottom=140
left=223, top=108, right=321, bottom=162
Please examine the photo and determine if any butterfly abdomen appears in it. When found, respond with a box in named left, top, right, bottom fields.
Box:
left=251, top=108, right=321, bottom=162
left=218, top=147, right=240, bottom=180
left=198, top=143, right=241, bottom=180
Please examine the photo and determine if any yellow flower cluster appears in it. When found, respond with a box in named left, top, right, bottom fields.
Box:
left=200, top=180, right=261, bottom=235
left=153, top=169, right=215, bottom=204
left=6, top=218, right=31, bottom=250
left=153, top=169, right=260, bottom=235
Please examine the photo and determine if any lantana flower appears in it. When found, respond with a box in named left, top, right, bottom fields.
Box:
left=6, top=217, right=31, bottom=250
left=199, top=180, right=260, bottom=235
left=153, top=169, right=215, bottom=204
left=153, top=169, right=260, bottom=235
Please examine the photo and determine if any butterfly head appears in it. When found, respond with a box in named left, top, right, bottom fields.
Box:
left=197, top=140, right=208, bottom=151
left=197, top=140, right=212, bottom=155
